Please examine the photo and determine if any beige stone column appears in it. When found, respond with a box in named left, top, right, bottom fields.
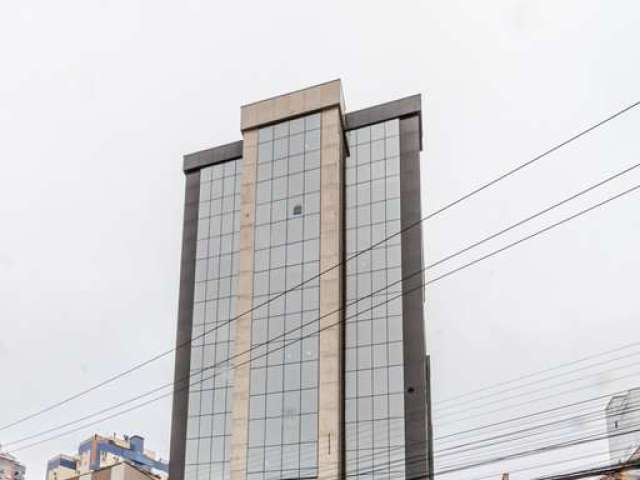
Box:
left=229, top=130, right=258, bottom=480
left=233, top=79, right=346, bottom=480
left=317, top=106, right=344, bottom=480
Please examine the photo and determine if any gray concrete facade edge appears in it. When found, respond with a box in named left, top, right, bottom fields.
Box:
left=168, top=171, right=200, bottom=480
left=399, top=114, right=429, bottom=479
left=181, top=94, right=423, bottom=173
left=345, top=94, right=423, bottom=149
left=183, top=140, right=243, bottom=173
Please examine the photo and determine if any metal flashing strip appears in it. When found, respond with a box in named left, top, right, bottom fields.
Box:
left=183, top=140, right=243, bottom=173
left=168, top=171, right=200, bottom=480
left=182, top=94, right=423, bottom=174
left=240, top=78, right=343, bottom=109
left=240, top=79, right=345, bottom=132
left=399, top=114, right=428, bottom=479
left=345, top=94, right=423, bottom=150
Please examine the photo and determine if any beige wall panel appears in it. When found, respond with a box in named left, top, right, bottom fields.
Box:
left=241, top=80, right=345, bottom=131
left=229, top=129, right=258, bottom=480
left=317, top=107, right=344, bottom=480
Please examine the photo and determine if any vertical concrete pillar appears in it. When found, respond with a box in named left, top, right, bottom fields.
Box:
left=233, top=80, right=346, bottom=480
left=317, top=106, right=344, bottom=480
left=400, top=114, right=429, bottom=479
left=169, top=171, right=200, bottom=480
left=229, top=130, right=258, bottom=480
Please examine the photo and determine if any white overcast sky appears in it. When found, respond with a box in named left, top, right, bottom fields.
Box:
left=1, top=1, right=640, bottom=479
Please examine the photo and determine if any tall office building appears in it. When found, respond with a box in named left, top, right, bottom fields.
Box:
left=170, top=80, right=431, bottom=480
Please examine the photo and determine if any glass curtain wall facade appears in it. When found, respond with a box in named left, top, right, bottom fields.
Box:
left=344, top=120, right=406, bottom=479
left=171, top=81, right=429, bottom=480
left=185, top=159, right=243, bottom=480
left=247, top=113, right=322, bottom=480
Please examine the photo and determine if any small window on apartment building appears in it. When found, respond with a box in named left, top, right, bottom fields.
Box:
left=292, top=204, right=303, bottom=216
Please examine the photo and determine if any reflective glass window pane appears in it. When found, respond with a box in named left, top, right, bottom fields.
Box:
left=258, top=143, right=273, bottom=163
left=300, top=389, right=317, bottom=414
left=305, top=113, right=320, bottom=130
left=274, top=138, right=288, bottom=159
left=248, top=115, right=322, bottom=477
left=274, top=122, right=289, bottom=139
left=266, top=392, right=283, bottom=417
left=305, top=150, right=320, bottom=170
left=265, top=418, right=282, bottom=445
left=290, top=117, right=305, bottom=135
left=272, top=158, right=287, bottom=178
left=300, top=414, right=317, bottom=442
left=305, top=130, right=320, bottom=151
left=290, top=133, right=305, bottom=155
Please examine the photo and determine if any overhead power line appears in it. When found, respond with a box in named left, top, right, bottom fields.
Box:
left=291, top=407, right=640, bottom=480
left=3, top=98, right=637, bottom=434
left=426, top=160, right=640, bottom=275
left=436, top=366, right=640, bottom=428
left=435, top=387, right=638, bottom=442
left=465, top=443, right=626, bottom=480
left=6, top=180, right=640, bottom=454
left=533, top=459, right=640, bottom=480
left=347, top=423, right=640, bottom=480
left=424, top=182, right=640, bottom=287
left=436, top=373, right=640, bottom=447
left=372, top=438, right=638, bottom=480
left=167, top=424, right=636, bottom=480
left=435, top=360, right=640, bottom=420
left=8, top=170, right=640, bottom=450
left=436, top=399, right=640, bottom=456
left=434, top=425, right=640, bottom=476
left=336, top=408, right=640, bottom=474
left=435, top=350, right=640, bottom=415
left=434, top=340, right=640, bottom=406
left=437, top=408, right=640, bottom=468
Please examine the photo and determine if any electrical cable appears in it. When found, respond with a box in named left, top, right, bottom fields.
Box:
left=436, top=399, right=640, bottom=456
left=3, top=99, right=637, bottom=433
left=6, top=180, right=640, bottom=453
left=532, top=457, right=640, bottom=480
left=436, top=367, right=640, bottom=427
left=464, top=444, right=624, bottom=480
left=435, top=358, right=640, bottom=418
left=134, top=417, right=640, bottom=480
left=436, top=387, right=637, bottom=442
left=351, top=422, right=640, bottom=480
left=434, top=346, right=640, bottom=411
left=436, top=425, right=640, bottom=475
left=344, top=423, right=640, bottom=479
left=436, top=411, right=640, bottom=469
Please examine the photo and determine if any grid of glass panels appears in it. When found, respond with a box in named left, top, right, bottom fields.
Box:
left=247, top=113, right=322, bottom=480
left=345, top=120, right=406, bottom=479
left=185, top=159, right=243, bottom=480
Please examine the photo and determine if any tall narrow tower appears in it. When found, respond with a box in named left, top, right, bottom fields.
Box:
left=170, top=80, right=430, bottom=480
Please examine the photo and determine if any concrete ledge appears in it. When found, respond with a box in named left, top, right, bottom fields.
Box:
left=183, top=140, right=243, bottom=172
left=345, top=94, right=423, bottom=150
left=240, top=79, right=345, bottom=131
left=183, top=93, right=423, bottom=173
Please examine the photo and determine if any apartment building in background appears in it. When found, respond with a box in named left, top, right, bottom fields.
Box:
left=169, top=79, right=432, bottom=480
left=52, top=461, right=162, bottom=480
left=46, top=434, right=168, bottom=480
left=0, top=451, right=25, bottom=480
left=606, top=388, right=640, bottom=465
left=46, top=455, right=77, bottom=480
